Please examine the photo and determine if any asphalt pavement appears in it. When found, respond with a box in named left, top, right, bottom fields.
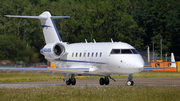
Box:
left=0, top=78, right=180, bottom=88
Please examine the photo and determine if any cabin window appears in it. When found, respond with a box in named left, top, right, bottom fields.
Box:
left=96, top=52, right=98, bottom=57
left=131, top=49, right=139, bottom=54
left=100, top=52, right=102, bottom=57
left=92, top=52, right=94, bottom=57
left=83, top=52, right=86, bottom=57
left=79, top=53, right=82, bottom=57
left=72, top=53, right=74, bottom=57
left=121, top=49, right=132, bottom=54
left=76, top=53, right=78, bottom=57
left=88, top=52, right=90, bottom=57
left=110, top=49, right=120, bottom=54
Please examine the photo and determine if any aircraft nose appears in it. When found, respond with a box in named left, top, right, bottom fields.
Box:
left=136, top=60, right=144, bottom=68
left=134, top=55, right=145, bottom=69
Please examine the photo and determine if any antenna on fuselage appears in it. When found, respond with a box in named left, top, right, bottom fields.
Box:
left=111, top=38, right=114, bottom=43
left=93, top=39, right=96, bottom=43
left=85, top=39, right=87, bottom=43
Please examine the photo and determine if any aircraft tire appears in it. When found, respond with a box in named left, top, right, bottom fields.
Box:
left=131, top=81, right=134, bottom=85
left=104, top=78, right=109, bottom=85
left=66, top=79, right=71, bottom=85
left=99, top=78, right=105, bottom=85
left=71, top=78, right=76, bottom=85
left=127, top=81, right=134, bottom=86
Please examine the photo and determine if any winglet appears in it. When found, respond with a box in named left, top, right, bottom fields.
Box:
left=85, top=39, right=87, bottom=43
left=171, top=53, right=176, bottom=68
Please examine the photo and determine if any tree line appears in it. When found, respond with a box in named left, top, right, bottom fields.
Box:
left=0, top=0, right=180, bottom=63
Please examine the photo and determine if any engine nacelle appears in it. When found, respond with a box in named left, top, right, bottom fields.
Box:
left=41, top=43, right=66, bottom=59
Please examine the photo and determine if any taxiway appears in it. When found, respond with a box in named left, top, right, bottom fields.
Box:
left=0, top=78, right=180, bottom=88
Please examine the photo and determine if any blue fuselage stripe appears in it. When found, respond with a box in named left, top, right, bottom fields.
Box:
left=60, top=60, right=106, bottom=64
left=50, top=17, right=62, bottom=42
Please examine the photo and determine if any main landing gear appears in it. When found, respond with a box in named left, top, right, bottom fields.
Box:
left=99, top=76, right=116, bottom=85
left=99, top=74, right=134, bottom=86
left=99, top=76, right=109, bottom=85
left=126, top=74, right=134, bottom=86
left=66, top=74, right=76, bottom=85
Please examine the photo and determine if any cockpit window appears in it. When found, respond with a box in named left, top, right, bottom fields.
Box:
left=131, top=49, right=139, bottom=54
left=110, top=49, right=139, bottom=54
left=110, top=49, right=120, bottom=54
left=121, top=49, right=132, bottom=54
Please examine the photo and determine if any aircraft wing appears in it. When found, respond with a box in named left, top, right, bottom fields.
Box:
left=0, top=67, right=89, bottom=76
left=144, top=66, right=176, bottom=70
left=143, top=53, right=176, bottom=71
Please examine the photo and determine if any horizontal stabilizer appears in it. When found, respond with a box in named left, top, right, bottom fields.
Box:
left=4, top=15, right=47, bottom=19
left=5, top=11, right=70, bottom=44
left=5, top=15, right=70, bottom=19
left=51, top=16, right=70, bottom=19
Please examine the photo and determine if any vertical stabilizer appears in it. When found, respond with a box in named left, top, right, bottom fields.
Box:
left=5, top=11, right=70, bottom=44
left=39, top=11, right=62, bottom=44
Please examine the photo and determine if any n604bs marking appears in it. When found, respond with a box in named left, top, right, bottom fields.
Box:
left=44, top=48, right=51, bottom=52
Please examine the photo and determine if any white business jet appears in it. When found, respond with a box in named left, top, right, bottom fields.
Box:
left=2, top=11, right=176, bottom=86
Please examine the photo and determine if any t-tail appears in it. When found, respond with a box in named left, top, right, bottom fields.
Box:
left=5, top=11, right=70, bottom=44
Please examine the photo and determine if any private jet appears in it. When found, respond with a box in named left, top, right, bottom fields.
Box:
left=1, top=11, right=176, bottom=86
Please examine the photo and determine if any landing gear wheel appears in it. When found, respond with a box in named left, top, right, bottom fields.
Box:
left=99, top=78, right=105, bottom=85
left=104, top=78, right=109, bottom=85
left=66, top=79, right=71, bottom=85
left=131, top=81, right=134, bottom=85
left=127, top=81, right=134, bottom=86
left=71, top=78, right=76, bottom=85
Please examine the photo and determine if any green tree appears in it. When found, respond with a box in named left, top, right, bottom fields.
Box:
left=0, top=35, right=33, bottom=63
left=166, top=3, right=180, bottom=60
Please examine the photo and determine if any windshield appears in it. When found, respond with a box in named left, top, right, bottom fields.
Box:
left=110, top=49, right=139, bottom=54
left=121, top=49, right=132, bottom=54
left=131, top=49, right=139, bottom=54
left=110, top=49, right=120, bottom=54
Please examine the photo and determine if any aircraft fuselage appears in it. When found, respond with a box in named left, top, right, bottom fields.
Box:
left=50, top=42, right=145, bottom=76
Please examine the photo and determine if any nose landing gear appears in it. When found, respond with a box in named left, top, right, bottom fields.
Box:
left=126, top=74, right=134, bottom=86
left=126, top=80, right=134, bottom=86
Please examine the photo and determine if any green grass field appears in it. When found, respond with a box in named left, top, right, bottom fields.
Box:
left=0, top=71, right=180, bottom=83
left=0, top=71, right=180, bottom=101
left=0, top=86, right=180, bottom=101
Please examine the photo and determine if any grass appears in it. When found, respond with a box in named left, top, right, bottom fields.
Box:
left=0, top=86, right=180, bottom=101
left=0, top=72, right=64, bottom=83
left=0, top=71, right=180, bottom=83
left=0, top=72, right=180, bottom=101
